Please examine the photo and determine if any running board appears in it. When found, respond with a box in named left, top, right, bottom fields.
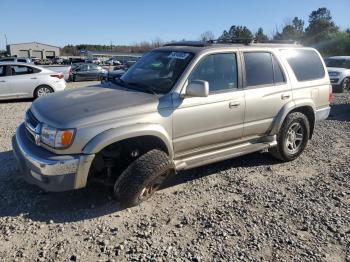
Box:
left=174, top=140, right=277, bottom=171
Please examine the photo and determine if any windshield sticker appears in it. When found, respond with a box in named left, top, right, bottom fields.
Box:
left=168, top=52, right=190, bottom=60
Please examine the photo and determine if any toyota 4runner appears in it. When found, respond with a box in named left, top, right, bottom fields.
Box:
left=12, top=40, right=332, bottom=207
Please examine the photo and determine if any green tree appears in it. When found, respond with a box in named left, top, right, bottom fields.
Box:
left=255, top=27, right=269, bottom=42
left=200, top=31, right=215, bottom=41
left=304, top=7, right=338, bottom=44
left=220, top=25, right=253, bottom=40
left=274, top=17, right=304, bottom=41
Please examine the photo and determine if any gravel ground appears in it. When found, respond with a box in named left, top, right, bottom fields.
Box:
left=0, top=83, right=349, bottom=262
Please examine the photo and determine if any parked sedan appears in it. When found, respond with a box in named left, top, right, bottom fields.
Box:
left=0, top=57, right=32, bottom=63
left=0, top=62, right=66, bottom=100
left=69, top=63, right=107, bottom=81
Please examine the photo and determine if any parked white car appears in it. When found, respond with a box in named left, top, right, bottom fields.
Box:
left=324, top=56, right=350, bottom=93
left=0, top=62, right=66, bottom=100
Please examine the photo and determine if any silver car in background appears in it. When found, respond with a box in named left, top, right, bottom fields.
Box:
left=0, top=62, right=66, bottom=100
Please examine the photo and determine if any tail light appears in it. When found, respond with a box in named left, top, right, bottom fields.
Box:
left=328, top=84, right=333, bottom=103
left=50, top=73, right=64, bottom=79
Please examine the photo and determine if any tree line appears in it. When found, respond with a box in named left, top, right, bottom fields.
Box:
left=61, top=7, right=349, bottom=57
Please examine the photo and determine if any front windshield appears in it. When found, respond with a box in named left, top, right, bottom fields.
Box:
left=119, top=51, right=194, bottom=94
left=325, top=58, right=350, bottom=69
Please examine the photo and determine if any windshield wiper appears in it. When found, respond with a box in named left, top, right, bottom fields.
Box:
left=126, top=82, right=158, bottom=95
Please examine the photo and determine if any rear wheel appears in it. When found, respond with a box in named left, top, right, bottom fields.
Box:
left=269, top=112, right=310, bottom=161
left=34, top=85, right=53, bottom=98
left=114, top=149, right=174, bottom=208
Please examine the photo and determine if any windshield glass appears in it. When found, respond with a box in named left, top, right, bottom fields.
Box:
left=119, top=51, right=194, bottom=94
left=325, top=58, right=350, bottom=69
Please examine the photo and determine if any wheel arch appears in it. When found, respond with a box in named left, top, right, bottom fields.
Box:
left=82, top=124, right=174, bottom=159
left=270, top=100, right=316, bottom=139
left=33, top=84, right=54, bottom=97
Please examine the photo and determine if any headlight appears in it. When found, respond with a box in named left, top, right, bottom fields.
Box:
left=328, top=72, right=340, bottom=77
left=40, top=124, right=75, bottom=149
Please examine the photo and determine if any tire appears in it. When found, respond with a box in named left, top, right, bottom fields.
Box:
left=341, top=77, right=350, bottom=93
left=114, top=149, right=174, bottom=208
left=269, top=112, right=310, bottom=162
left=34, top=85, right=53, bottom=98
left=98, top=74, right=103, bottom=81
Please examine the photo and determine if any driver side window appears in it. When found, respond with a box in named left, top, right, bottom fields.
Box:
left=189, top=53, right=238, bottom=93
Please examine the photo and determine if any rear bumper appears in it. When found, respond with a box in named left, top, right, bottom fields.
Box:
left=315, top=106, right=331, bottom=122
left=12, top=123, right=94, bottom=192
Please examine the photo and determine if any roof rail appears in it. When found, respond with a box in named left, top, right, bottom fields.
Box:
left=208, top=38, right=300, bottom=45
left=163, top=41, right=210, bottom=47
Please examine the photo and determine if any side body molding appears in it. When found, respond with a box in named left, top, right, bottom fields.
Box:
left=269, top=98, right=316, bottom=135
left=82, top=124, right=174, bottom=159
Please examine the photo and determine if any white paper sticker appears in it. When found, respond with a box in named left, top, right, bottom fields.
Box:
left=168, top=52, right=190, bottom=60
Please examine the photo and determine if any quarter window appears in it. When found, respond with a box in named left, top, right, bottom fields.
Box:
left=189, top=53, right=238, bottom=92
left=281, top=49, right=325, bottom=81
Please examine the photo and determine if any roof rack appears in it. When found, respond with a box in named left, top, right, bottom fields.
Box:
left=163, top=41, right=210, bottom=47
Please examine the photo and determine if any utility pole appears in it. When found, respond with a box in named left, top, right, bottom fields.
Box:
left=4, top=34, right=8, bottom=46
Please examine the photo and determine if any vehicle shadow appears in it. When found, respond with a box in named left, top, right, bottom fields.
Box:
left=0, top=149, right=279, bottom=224
left=328, top=103, right=350, bottom=122
left=0, top=98, right=33, bottom=104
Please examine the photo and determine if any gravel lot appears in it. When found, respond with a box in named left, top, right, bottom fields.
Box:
left=0, top=83, right=349, bottom=261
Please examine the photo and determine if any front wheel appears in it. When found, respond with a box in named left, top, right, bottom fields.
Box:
left=342, top=77, right=350, bottom=92
left=269, top=112, right=310, bottom=161
left=114, top=149, right=174, bottom=208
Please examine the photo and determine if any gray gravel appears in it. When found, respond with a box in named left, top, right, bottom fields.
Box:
left=0, top=84, right=349, bottom=261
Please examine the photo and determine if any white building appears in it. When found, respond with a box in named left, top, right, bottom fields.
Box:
left=6, top=42, right=60, bottom=59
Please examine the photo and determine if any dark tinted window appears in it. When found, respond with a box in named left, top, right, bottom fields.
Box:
left=0, top=66, right=5, bottom=77
left=272, top=55, right=285, bottom=83
left=10, top=65, right=34, bottom=75
left=189, top=53, right=238, bottom=92
left=281, top=49, right=325, bottom=81
left=18, top=59, right=27, bottom=63
left=324, top=58, right=350, bottom=69
left=244, top=52, right=274, bottom=86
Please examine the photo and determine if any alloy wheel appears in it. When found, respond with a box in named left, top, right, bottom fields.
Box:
left=285, top=122, right=304, bottom=154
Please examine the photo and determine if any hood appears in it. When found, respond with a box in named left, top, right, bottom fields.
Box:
left=327, top=67, right=349, bottom=73
left=31, top=85, right=161, bottom=128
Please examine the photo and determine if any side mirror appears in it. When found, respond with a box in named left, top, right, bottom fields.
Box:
left=185, top=80, right=209, bottom=97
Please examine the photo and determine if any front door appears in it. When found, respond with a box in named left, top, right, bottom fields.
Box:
left=172, top=52, right=245, bottom=157
left=9, top=65, right=39, bottom=98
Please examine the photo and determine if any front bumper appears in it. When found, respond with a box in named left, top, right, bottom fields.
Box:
left=12, top=123, right=94, bottom=192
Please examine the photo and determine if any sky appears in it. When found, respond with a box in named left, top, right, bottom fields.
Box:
left=0, top=0, right=349, bottom=49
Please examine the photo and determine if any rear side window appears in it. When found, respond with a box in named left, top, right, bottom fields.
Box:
left=272, top=55, right=285, bottom=83
left=281, top=49, right=325, bottom=81
left=10, top=65, right=34, bottom=75
left=244, top=52, right=274, bottom=86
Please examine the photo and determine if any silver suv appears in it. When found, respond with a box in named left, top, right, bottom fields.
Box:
left=12, top=41, right=331, bottom=207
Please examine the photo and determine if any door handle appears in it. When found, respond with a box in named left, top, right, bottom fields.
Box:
left=30, top=77, right=37, bottom=80
left=0, top=80, right=5, bottom=82
left=281, top=94, right=290, bottom=100
left=229, top=101, right=240, bottom=109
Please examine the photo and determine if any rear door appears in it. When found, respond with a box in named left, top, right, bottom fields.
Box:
left=9, top=65, right=39, bottom=97
left=242, top=51, right=291, bottom=137
left=88, top=64, right=100, bottom=80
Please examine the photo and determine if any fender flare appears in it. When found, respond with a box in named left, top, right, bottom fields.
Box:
left=82, top=123, right=174, bottom=159
left=269, top=99, right=316, bottom=136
